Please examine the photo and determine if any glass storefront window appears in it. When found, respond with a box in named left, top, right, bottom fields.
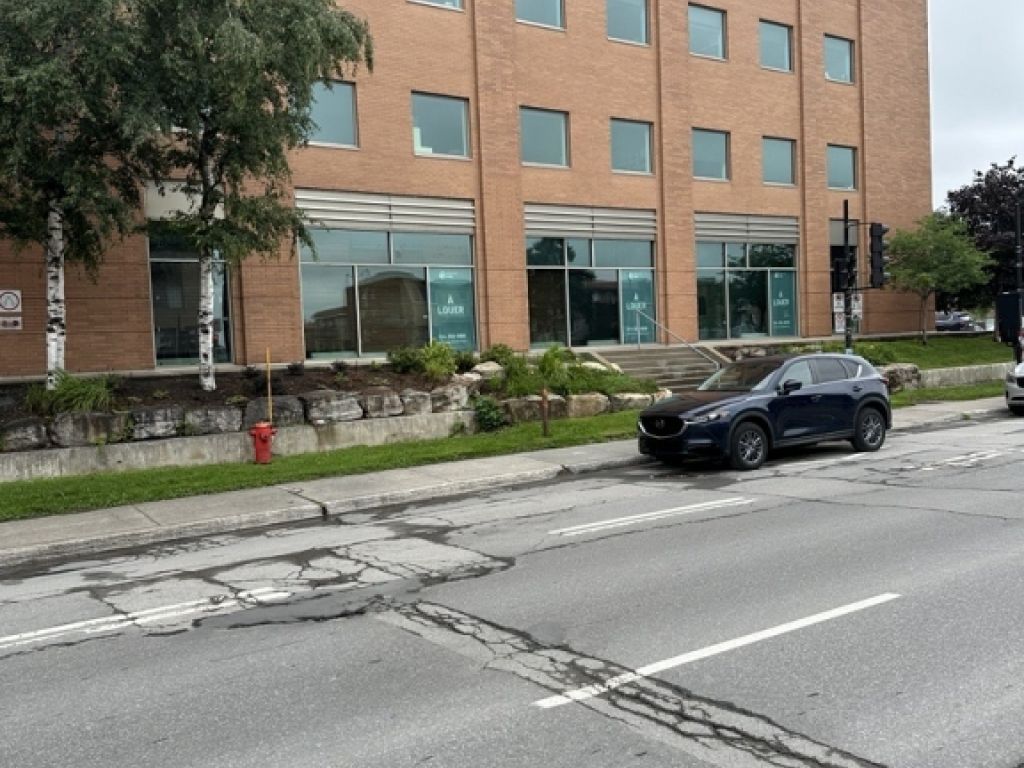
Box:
left=394, top=233, right=473, bottom=265
left=526, top=237, right=566, bottom=266
left=726, top=242, right=746, bottom=267
left=566, top=238, right=591, bottom=266
left=304, top=229, right=388, bottom=264
left=770, top=270, right=797, bottom=336
left=358, top=266, right=428, bottom=353
left=570, top=269, right=620, bottom=346
left=697, top=269, right=727, bottom=340
left=528, top=269, right=568, bottom=345
left=301, top=264, right=357, bottom=358
left=594, top=239, right=653, bottom=268
left=430, top=268, right=476, bottom=351
left=696, top=242, right=723, bottom=268
left=750, top=243, right=796, bottom=268
left=729, top=270, right=768, bottom=337
left=621, top=269, right=656, bottom=343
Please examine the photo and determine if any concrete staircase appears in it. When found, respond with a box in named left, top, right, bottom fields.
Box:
left=596, top=345, right=724, bottom=392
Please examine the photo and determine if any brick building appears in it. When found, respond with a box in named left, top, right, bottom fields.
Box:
left=0, top=0, right=931, bottom=376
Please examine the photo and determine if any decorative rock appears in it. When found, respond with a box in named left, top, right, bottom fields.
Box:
left=879, top=363, right=921, bottom=392
left=1, top=418, right=50, bottom=451
left=471, top=361, right=504, bottom=381
left=431, top=383, right=470, bottom=413
left=244, top=396, right=305, bottom=428
left=451, top=372, right=483, bottom=395
left=299, top=391, right=362, bottom=424
left=581, top=361, right=608, bottom=372
left=608, top=393, right=654, bottom=412
left=652, top=388, right=675, bottom=403
left=49, top=411, right=131, bottom=447
left=502, top=394, right=567, bottom=423
left=400, top=389, right=432, bottom=416
left=360, top=387, right=404, bottom=418
left=183, top=406, right=243, bottom=435
left=565, top=393, right=610, bottom=418
left=131, top=405, right=184, bottom=440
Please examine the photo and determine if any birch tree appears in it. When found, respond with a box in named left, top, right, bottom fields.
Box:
left=0, top=0, right=162, bottom=388
left=139, top=0, right=372, bottom=391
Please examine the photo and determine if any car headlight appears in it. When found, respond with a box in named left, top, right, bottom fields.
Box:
left=685, top=409, right=727, bottom=425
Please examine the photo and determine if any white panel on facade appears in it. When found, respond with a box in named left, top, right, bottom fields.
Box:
left=295, top=189, right=475, bottom=234
left=524, top=204, right=657, bottom=239
left=694, top=212, right=799, bottom=243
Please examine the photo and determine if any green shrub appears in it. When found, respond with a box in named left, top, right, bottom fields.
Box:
left=537, top=345, right=571, bottom=391
left=24, top=384, right=52, bottom=416
left=856, top=342, right=899, bottom=366
left=472, top=395, right=506, bottom=432
left=558, top=365, right=658, bottom=396
left=503, top=355, right=542, bottom=397
left=26, top=371, right=117, bottom=414
left=421, top=340, right=457, bottom=382
left=454, top=350, right=477, bottom=373
left=387, top=346, right=423, bottom=374
left=480, top=343, right=517, bottom=369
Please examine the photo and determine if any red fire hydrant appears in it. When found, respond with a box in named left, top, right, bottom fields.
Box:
left=248, top=421, right=276, bottom=464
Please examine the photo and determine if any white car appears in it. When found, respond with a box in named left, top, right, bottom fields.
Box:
left=1006, top=362, right=1024, bottom=416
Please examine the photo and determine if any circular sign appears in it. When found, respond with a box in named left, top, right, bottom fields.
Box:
left=0, top=290, right=20, bottom=312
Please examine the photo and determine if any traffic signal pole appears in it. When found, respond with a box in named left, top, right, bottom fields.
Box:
left=1016, top=201, right=1022, bottom=364
left=843, top=199, right=854, bottom=354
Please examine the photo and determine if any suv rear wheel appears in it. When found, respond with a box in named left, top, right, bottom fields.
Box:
left=729, top=422, right=768, bottom=471
left=852, top=407, right=886, bottom=452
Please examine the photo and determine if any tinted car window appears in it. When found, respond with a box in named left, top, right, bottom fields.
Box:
left=698, top=359, right=782, bottom=392
left=780, top=360, right=814, bottom=387
left=812, top=358, right=849, bottom=383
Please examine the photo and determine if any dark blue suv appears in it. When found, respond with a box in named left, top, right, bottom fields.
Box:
left=638, top=353, right=891, bottom=471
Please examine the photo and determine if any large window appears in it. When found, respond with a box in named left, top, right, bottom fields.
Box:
left=608, top=0, right=648, bottom=44
left=300, top=230, right=476, bottom=357
left=309, top=81, right=357, bottom=147
left=692, top=129, right=729, bottom=180
left=149, top=225, right=231, bottom=366
left=697, top=242, right=797, bottom=340
left=763, top=137, right=795, bottom=185
left=516, top=0, right=563, bottom=28
left=611, top=119, right=652, bottom=173
left=824, top=35, right=854, bottom=83
left=759, top=21, right=792, bottom=71
left=526, top=237, right=655, bottom=346
left=689, top=5, right=726, bottom=59
left=521, top=107, right=569, bottom=166
left=412, top=93, right=470, bottom=158
left=827, top=144, right=857, bottom=189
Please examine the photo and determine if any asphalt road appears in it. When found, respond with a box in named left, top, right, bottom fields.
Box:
left=3, top=414, right=1024, bottom=768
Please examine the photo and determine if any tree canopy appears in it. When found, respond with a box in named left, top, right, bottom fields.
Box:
left=887, top=213, right=992, bottom=343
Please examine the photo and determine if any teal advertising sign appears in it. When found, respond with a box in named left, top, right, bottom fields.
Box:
left=430, top=268, right=476, bottom=351
left=770, top=271, right=796, bottom=336
left=620, top=270, right=656, bottom=343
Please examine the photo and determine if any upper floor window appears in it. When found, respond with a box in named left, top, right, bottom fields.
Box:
left=689, top=5, right=726, bottom=59
left=309, top=82, right=357, bottom=147
left=411, top=0, right=463, bottom=8
left=611, top=119, right=653, bottom=173
left=412, top=93, right=470, bottom=158
left=521, top=107, right=569, bottom=166
left=763, top=137, right=795, bottom=185
left=516, top=0, right=564, bottom=29
left=608, top=0, right=648, bottom=44
left=827, top=144, right=857, bottom=189
left=824, top=35, right=854, bottom=83
left=759, top=21, right=792, bottom=71
left=692, top=128, right=729, bottom=180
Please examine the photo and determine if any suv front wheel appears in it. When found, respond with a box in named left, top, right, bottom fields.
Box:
left=730, top=422, right=768, bottom=471
left=852, top=407, right=886, bottom=452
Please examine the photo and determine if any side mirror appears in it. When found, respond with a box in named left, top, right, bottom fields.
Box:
left=779, top=379, right=802, bottom=395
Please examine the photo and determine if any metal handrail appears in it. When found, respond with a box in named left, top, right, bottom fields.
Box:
left=634, top=310, right=722, bottom=371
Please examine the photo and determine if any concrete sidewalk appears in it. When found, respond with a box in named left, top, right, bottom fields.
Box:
left=0, top=397, right=1009, bottom=569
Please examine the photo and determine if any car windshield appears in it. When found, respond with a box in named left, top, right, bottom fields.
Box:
left=698, top=359, right=782, bottom=392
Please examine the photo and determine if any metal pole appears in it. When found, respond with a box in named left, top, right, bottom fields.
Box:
left=843, top=199, right=854, bottom=354
left=1016, top=202, right=1022, bottom=364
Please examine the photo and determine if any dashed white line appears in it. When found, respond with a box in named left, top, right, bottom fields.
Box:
left=548, top=497, right=756, bottom=537
left=534, top=592, right=902, bottom=708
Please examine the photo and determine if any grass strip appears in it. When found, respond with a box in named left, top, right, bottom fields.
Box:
left=0, top=410, right=641, bottom=523
left=890, top=380, right=1005, bottom=408
left=863, top=336, right=1012, bottom=369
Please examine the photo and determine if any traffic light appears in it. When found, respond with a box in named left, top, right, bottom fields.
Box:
left=869, top=222, right=890, bottom=288
left=831, top=248, right=849, bottom=293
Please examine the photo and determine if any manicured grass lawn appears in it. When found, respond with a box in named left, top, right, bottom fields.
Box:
left=863, top=335, right=1013, bottom=369
left=0, top=410, right=641, bottom=523
left=890, top=380, right=1005, bottom=407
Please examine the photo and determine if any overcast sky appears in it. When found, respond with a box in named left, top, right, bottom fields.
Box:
left=929, top=0, right=1024, bottom=208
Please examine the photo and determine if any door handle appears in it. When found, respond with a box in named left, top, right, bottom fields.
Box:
left=810, top=395, right=822, bottom=402
left=852, top=385, right=863, bottom=392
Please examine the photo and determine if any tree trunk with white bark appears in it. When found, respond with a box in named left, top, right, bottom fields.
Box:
left=45, top=203, right=66, bottom=390
left=197, top=250, right=216, bottom=391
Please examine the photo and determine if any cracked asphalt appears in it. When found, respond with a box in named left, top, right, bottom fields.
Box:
left=3, top=414, right=1024, bottom=767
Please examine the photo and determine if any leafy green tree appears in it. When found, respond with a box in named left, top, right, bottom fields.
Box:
left=945, top=158, right=1024, bottom=310
left=0, top=0, right=163, bottom=388
left=139, top=0, right=372, bottom=390
left=887, top=213, right=992, bottom=344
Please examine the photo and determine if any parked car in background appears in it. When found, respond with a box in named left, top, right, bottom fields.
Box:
left=1005, top=362, right=1024, bottom=416
left=638, top=354, right=891, bottom=471
left=934, top=310, right=978, bottom=332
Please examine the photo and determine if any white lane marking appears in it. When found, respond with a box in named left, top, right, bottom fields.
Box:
left=783, top=452, right=873, bottom=471
left=0, top=587, right=287, bottom=652
left=919, top=450, right=1003, bottom=471
left=534, top=592, right=901, bottom=709
left=549, top=497, right=755, bottom=537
